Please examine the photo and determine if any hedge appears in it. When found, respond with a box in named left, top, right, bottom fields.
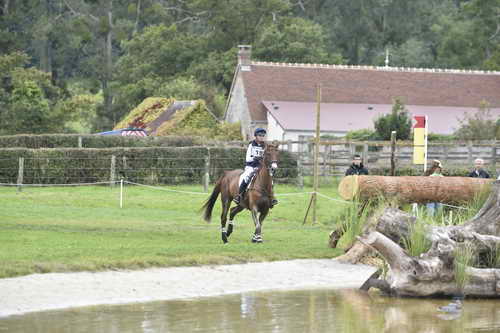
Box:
left=0, top=147, right=298, bottom=185
left=0, top=134, right=205, bottom=149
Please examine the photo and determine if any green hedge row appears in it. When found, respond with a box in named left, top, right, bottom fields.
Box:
left=0, top=147, right=299, bottom=185
left=0, top=134, right=205, bottom=149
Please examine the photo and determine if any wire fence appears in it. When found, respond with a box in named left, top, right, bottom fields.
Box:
left=0, top=155, right=319, bottom=188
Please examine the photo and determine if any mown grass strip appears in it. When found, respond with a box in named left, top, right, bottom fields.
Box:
left=0, top=184, right=346, bottom=278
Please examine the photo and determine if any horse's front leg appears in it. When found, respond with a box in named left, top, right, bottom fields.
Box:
left=250, top=208, right=262, bottom=243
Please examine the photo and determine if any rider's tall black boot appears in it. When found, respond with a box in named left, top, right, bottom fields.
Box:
left=233, top=181, right=247, bottom=204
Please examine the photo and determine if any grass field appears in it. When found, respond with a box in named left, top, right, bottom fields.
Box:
left=0, top=182, right=348, bottom=278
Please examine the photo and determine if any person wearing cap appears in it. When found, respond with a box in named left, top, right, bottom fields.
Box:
left=234, top=128, right=278, bottom=207
left=468, top=158, right=490, bottom=178
left=426, top=160, right=444, bottom=216
left=345, top=154, right=369, bottom=176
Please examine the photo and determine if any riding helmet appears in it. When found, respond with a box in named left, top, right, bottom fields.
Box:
left=254, top=128, right=267, bottom=136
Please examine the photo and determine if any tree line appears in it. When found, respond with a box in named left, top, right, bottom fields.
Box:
left=1, top=0, right=499, bottom=136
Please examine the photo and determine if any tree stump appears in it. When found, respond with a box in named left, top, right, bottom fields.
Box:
left=338, top=175, right=493, bottom=204
left=358, top=180, right=500, bottom=297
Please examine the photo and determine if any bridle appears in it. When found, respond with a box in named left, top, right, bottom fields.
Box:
left=263, top=145, right=278, bottom=177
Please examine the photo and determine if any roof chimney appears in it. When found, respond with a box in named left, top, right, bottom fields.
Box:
left=238, top=45, right=252, bottom=68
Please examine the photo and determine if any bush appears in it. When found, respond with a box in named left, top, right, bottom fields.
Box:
left=374, top=98, right=412, bottom=140
left=0, top=134, right=205, bottom=149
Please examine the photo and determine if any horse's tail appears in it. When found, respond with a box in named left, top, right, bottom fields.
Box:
left=200, top=176, right=223, bottom=223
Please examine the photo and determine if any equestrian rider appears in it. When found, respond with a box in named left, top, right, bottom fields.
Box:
left=233, top=128, right=278, bottom=207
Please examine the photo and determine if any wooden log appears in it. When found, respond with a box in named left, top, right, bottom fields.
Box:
left=338, top=175, right=493, bottom=204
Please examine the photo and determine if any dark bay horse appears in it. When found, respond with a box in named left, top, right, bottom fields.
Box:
left=201, top=143, right=279, bottom=243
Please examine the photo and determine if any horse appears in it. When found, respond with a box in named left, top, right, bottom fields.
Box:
left=200, top=142, right=279, bottom=243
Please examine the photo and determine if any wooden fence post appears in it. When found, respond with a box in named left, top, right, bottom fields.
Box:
left=204, top=155, right=210, bottom=192
left=78, top=136, right=83, bottom=148
left=467, top=141, right=473, bottom=165
left=390, top=131, right=396, bottom=176
left=17, top=157, right=24, bottom=192
left=363, top=143, right=369, bottom=165
left=110, top=155, right=116, bottom=186
left=492, top=144, right=497, bottom=170
left=443, top=145, right=449, bottom=165
left=297, top=153, right=304, bottom=190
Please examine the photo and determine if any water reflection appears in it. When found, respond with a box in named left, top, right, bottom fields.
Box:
left=2, top=289, right=500, bottom=333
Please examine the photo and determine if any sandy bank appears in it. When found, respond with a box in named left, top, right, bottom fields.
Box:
left=0, top=259, right=376, bottom=317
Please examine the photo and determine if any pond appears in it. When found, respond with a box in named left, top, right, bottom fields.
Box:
left=2, top=288, right=500, bottom=333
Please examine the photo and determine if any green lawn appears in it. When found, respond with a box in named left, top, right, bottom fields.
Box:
left=0, top=183, right=349, bottom=278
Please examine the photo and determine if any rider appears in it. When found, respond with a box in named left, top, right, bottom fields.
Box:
left=233, top=128, right=278, bottom=207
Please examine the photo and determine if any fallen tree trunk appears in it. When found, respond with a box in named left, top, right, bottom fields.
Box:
left=358, top=180, right=500, bottom=297
left=338, top=175, right=493, bottom=204
left=335, top=208, right=415, bottom=264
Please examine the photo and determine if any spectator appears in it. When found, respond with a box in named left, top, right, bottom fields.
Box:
left=345, top=154, right=369, bottom=176
left=426, top=160, right=444, bottom=216
left=468, top=158, right=490, bottom=178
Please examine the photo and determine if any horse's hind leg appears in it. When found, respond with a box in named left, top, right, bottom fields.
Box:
left=220, top=200, right=231, bottom=244
left=227, top=205, right=244, bottom=238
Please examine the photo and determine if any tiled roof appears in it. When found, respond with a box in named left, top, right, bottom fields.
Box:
left=241, top=62, right=500, bottom=122
left=263, top=101, right=500, bottom=135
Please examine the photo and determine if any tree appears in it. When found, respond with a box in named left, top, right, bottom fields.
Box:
left=373, top=98, right=412, bottom=140
left=253, top=17, right=343, bottom=64
left=388, top=38, right=434, bottom=68
left=454, top=101, right=498, bottom=140
left=0, top=52, right=67, bottom=134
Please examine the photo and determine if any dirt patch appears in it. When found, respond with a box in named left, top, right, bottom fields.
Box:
left=0, top=259, right=377, bottom=317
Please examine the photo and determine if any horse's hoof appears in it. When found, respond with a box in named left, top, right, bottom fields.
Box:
left=251, top=235, right=263, bottom=243
left=222, top=232, right=228, bottom=243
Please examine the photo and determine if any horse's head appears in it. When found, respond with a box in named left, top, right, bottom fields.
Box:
left=263, top=141, right=279, bottom=176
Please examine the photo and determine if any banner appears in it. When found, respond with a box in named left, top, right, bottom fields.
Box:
left=413, top=115, right=427, bottom=165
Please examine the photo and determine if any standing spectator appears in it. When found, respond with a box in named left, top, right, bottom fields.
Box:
left=426, top=160, right=444, bottom=216
left=468, top=158, right=490, bottom=178
left=345, top=154, right=369, bottom=176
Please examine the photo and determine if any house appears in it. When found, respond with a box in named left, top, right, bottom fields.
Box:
left=225, top=45, right=500, bottom=145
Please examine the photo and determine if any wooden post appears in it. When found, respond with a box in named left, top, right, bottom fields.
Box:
left=492, top=144, right=497, bottom=170
left=297, top=158, right=304, bottom=190
left=443, top=145, right=449, bottom=165
left=287, top=140, right=292, bottom=152
left=78, top=136, right=83, bottom=148
left=467, top=140, right=473, bottom=166
left=312, top=84, right=321, bottom=224
left=110, top=155, right=116, bottom=186
left=204, top=155, right=210, bottom=192
left=17, top=157, right=24, bottom=192
left=304, top=85, right=321, bottom=225
left=363, top=143, right=368, bottom=166
left=390, top=131, right=397, bottom=176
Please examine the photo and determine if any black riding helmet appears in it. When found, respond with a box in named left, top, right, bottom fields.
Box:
left=254, top=128, right=267, bottom=136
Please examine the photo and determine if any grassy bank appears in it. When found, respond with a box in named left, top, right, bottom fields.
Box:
left=0, top=183, right=347, bottom=278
